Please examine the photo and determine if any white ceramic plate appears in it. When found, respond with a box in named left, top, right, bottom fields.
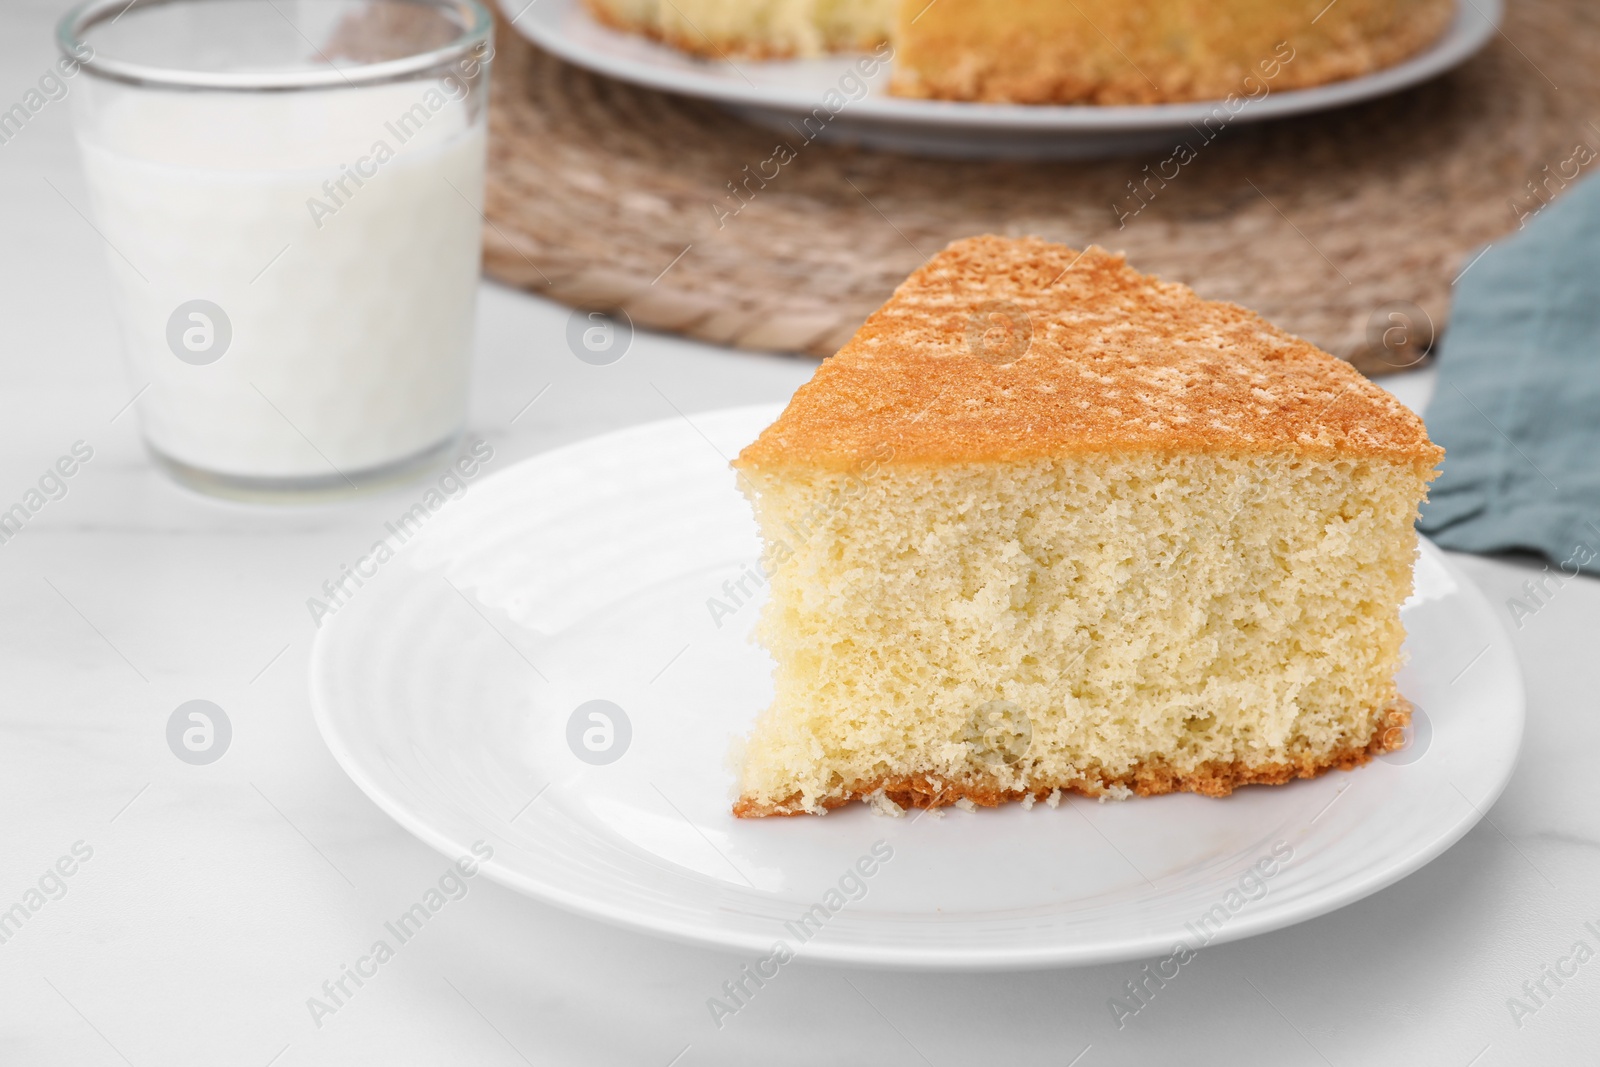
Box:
left=311, top=405, right=1524, bottom=970
left=501, top=0, right=1501, bottom=158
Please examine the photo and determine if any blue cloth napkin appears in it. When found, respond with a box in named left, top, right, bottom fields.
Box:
left=1416, top=173, right=1600, bottom=577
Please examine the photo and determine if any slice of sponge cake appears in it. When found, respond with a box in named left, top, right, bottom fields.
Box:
left=731, top=236, right=1441, bottom=817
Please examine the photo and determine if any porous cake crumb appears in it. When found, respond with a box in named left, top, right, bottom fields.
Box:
left=865, top=789, right=906, bottom=817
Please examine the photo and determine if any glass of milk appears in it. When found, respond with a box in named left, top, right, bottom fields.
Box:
left=58, top=0, right=492, bottom=500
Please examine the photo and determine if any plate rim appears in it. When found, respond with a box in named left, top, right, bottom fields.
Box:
left=500, top=0, right=1503, bottom=133
left=310, top=404, right=1527, bottom=970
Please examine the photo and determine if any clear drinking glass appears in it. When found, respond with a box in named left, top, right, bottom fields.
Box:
left=58, top=0, right=492, bottom=501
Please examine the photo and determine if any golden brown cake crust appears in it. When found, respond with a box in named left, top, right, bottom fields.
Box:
left=734, top=236, right=1443, bottom=473
left=734, top=702, right=1411, bottom=817
left=890, top=0, right=1454, bottom=105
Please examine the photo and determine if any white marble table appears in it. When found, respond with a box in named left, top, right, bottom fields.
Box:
left=4, top=5, right=1597, bottom=1064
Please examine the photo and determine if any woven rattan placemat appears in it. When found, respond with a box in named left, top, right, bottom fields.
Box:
left=483, top=0, right=1597, bottom=374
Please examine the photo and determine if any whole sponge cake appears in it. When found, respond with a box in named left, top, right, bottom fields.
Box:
left=732, top=236, right=1441, bottom=817
left=582, top=0, right=1452, bottom=101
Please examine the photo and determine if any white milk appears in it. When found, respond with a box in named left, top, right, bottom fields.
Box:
left=76, top=80, right=485, bottom=481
